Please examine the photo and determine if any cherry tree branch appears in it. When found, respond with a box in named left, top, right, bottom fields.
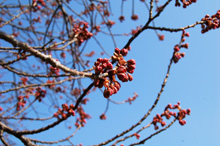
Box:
left=29, top=125, right=81, bottom=144
left=130, top=119, right=176, bottom=146
left=0, top=31, right=93, bottom=78
left=0, top=122, right=36, bottom=146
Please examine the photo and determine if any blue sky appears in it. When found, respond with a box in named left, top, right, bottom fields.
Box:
left=1, top=0, right=220, bottom=146
left=72, top=1, right=220, bottom=145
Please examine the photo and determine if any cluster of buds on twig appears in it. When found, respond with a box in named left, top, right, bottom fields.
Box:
left=20, top=77, right=28, bottom=85
left=54, top=103, right=75, bottom=119
left=75, top=107, right=91, bottom=127
left=93, top=48, right=136, bottom=98
left=133, top=133, right=141, bottom=139
left=48, top=66, right=60, bottom=76
left=201, top=10, right=220, bottom=33
left=173, top=30, right=190, bottom=63
left=32, top=0, right=46, bottom=12
left=16, top=95, right=29, bottom=111
left=126, top=92, right=139, bottom=104
left=17, top=50, right=28, bottom=60
left=100, top=113, right=107, bottom=120
left=175, top=0, right=197, bottom=8
left=152, top=102, right=191, bottom=130
left=35, top=87, right=46, bottom=102
left=93, top=57, right=121, bottom=98
left=72, top=21, right=93, bottom=46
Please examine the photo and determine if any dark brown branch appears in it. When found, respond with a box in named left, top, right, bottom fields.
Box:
left=123, top=0, right=172, bottom=49
left=0, top=122, right=36, bottom=146
left=0, top=31, right=93, bottom=78
left=146, top=21, right=205, bottom=32
left=0, top=130, right=10, bottom=146
left=74, top=82, right=94, bottom=110
left=0, top=76, right=83, bottom=94
left=29, top=125, right=81, bottom=144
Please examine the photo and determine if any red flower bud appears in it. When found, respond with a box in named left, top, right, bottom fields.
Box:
left=127, top=69, right=134, bottom=74
left=97, top=58, right=103, bottom=62
left=161, top=121, right=166, bottom=127
left=107, top=62, right=113, bottom=69
left=117, top=66, right=127, bottom=73
left=187, top=109, right=191, bottom=115
left=103, top=88, right=113, bottom=98
left=121, top=48, right=128, bottom=56
left=114, top=81, right=121, bottom=91
left=128, top=73, right=133, bottom=81
left=128, top=64, right=136, bottom=70
left=127, top=59, right=136, bottom=65
left=174, top=46, right=180, bottom=52
left=115, top=48, right=120, bottom=54
left=117, top=72, right=126, bottom=81
left=96, top=66, right=103, bottom=73
left=179, top=120, right=186, bottom=126
left=103, top=58, right=109, bottom=62
left=185, top=32, right=190, bottom=37
left=117, top=73, right=128, bottom=82
left=102, top=62, right=107, bottom=68
left=100, top=113, right=107, bottom=120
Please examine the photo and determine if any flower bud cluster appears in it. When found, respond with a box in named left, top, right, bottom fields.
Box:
left=113, top=48, right=136, bottom=81
left=93, top=48, right=136, bottom=98
left=94, top=58, right=113, bottom=74
left=173, top=30, right=189, bottom=63
left=93, top=58, right=120, bottom=98
left=35, top=87, right=46, bottom=102
left=48, top=66, right=60, bottom=76
left=158, top=34, right=165, bottom=41
left=72, top=21, right=93, bottom=46
left=175, top=0, right=197, bottom=8
left=126, top=92, right=139, bottom=104
left=75, top=107, right=91, bottom=127
left=16, top=95, right=29, bottom=111
left=17, top=50, right=28, bottom=60
left=32, top=0, right=46, bottom=12
left=104, top=20, right=115, bottom=28
left=20, top=77, right=28, bottom=85
left=152, top=102, right=191, bottom=130
left=46, top=79, right=55, bottom=89
left=100, top=113, right=107, bottom=120
left=54, top=103, right=75, bottom=119
left=131, top=14, right=139, bottom=21
left=119, top=15, right=125, bottom=22
left=201, top=10, right=220, bottom=33
left=133, top=133, right=141, bottom=139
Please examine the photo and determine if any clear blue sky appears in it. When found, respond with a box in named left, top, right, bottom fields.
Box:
left=1, top=1, right=220, bottom=146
